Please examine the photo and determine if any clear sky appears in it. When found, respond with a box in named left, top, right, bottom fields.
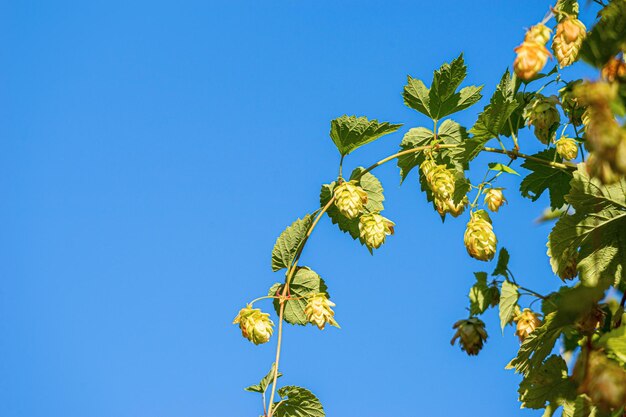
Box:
left=0, top=1, right=602, bottom=416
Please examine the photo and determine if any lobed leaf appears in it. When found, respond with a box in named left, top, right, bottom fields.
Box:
left=329, top=115, right=402, bottom=156
left=269, top=267, right=329, bottom=326
left=274, top=386, right=325, bottom=417
left=518, top=355, right=576, bottom=409
left=519, top=148, right=573, bottom=210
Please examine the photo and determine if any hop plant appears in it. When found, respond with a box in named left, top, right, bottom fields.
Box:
left=304, top=293, right=339, bottom=330
left=576, top=350, right=626, bottom=411
left=513, top=309, right=541, bottom=342
left=419, top=159, right=436, bottom=178
left=586, top=154, right=622, bottom=185
left=514, top=24, right=551, bottom=81
left=426, top=164, right=455, bottom=200
left=358, top=213, right=395, bottom=250
left=601, top=57, right=626, bottom=82
left=233, top=306, right=274, bottom=345
left=524, top=94, right=561, bottom=144
left=450, top=317, right=488, bottom=356
left=556, top=137, right=579, bottom=160
left=552, top=17, right=586, bottom=68
left=333, top=181, right=368, bottom=219
left=483, top=188, right=506, bottom=212
left=464, top=210, right=497, bottom=262
left=575, top=306, right=605, bottom=335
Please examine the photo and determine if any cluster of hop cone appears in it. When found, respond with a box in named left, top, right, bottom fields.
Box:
left=514, top=11, right=626, bottom=184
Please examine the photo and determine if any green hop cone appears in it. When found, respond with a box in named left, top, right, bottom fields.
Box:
left=419, top=159, right=436, bottom=179
left=483, top=188, right=506, bottom=212
left=559, top=81, right=586, bottom=126
left=586, top=153, right=622, bottom=185
left=333, top=181, right=368, bottom=219
left=464, top=210, right=497, bottom=261
left=524, top=94, right=561, bottom=144
left=556, top=137, right=579, bottom=160
left=524, top=23, right=551, bottom=45
left=358, top=213, right=395, bottom=250
left=304, top=293, right=340, bottom=330
left=426, top=164, right=455, bottom=200
left=558, top=249, right=579, bottom=280
left=450, top=317, right=488, bottom=356
left=575, top=350, right=626, bottom=411
left=233, top=305, right=274, bottom=345
left=513, top=309, right=541, bottom=342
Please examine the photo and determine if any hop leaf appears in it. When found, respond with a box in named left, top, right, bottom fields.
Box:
left=233, top=306, right=274, bottom=345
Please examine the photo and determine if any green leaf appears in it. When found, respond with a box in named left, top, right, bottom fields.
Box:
left=518, top=355, right=577, bottom=409
left=403, top=54, right=482, bottom=120
left=597, top=324, right=626, bottom=366
left=269, top=267, right=329, bottom=326
left=555, top=0, right=579, bottom=20
left=272, top=215, right=313, bottom=272
left=469, top=69, right=518, bottom=138
left=561, top=396, right=597, bottom=417
left=499, top=280, right=520, bottom=331
left=274, top=386, right=325, bottom=417
left=320, top=168, right=385, bottom=241
left=329, top=115, right=402, bottom=156
left=492, top=248, right=510, bottom=279
left=488, top=162, right=520, bottom=176
left=547, top=167, right=626, bottom=286
left=245, top=363, right=282, bottom=394
left=397, top=127, right=435, bottom=182
left=506, top=312, right=563, bottom=375
left=437, top=119, right=470, bottom=173
left=579, top=0, right=626, bottom=68
left=469, top=272, right=499, bottom=315
left=519, top=148, right=573, bottom=210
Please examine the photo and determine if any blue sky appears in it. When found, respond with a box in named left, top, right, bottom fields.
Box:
left=0, top=1, right=602, bottom=416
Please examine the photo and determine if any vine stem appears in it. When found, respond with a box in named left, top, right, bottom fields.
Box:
left=264, top=140, right=574, bottom=415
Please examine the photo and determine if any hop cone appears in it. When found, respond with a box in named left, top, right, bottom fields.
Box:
left=464, top=210, right=497, bottom=261
left=420, top=159, right=436, bottom=178
left=483, top=188, right=506, bottom=212
left=514, top=309, right=541, bottom=342
left=602, top=57, right=626, bottom=82
left=524, top=95, right=561, bottom=144
left=233, top=306, right=274, bottom=345
left=525, top=23, right=552, bottom=44
left=576, top=306, right=605, bottom=335
left=427, top=164, right=455, bottom=200
left=304, top=293, right=339, bottom=330
left=435, top=195, right=468, bottom=218
left=450, top=317, right=488, bottom=356
left=552, top=17, right=586, bottom=68
left=514, top=25, right=551, bottom=81
left=576, top=350, right=626, bottom=411
left=556, top=137, right=579, bottom=160
left=586, top=154, right=622, bottom=185
left=333, top=181, right=368, bottom=219
left=359, top=213, right=395, bottom=250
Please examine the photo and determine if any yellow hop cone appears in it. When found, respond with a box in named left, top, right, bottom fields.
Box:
left=513, top=309, right=541, bottom=342
left=586, top=153, right=622, bottom=185
left=304, top=293, right=339, bottom=330
left=464, top=210, right=497, bottom=261
left=514, top=24, right=551, bottom=81
left=602, top=57, right=626, bottom=82
left=576, top=350, right=626, bottom=411
left=233, top=305, right=274, bottom=345
left=556, top=137, right=579, bottom=160
left=333, top=181, right=368, bottom=219
left=436, top=195, right=468, bottom=218
left=358, top=213, right=395, bottom=250
left=524, top=95, right=561, bottom=144
left=525, top=23, right=552, bottom=44
left=426, top=164, right=455, bottom=200
left=483, top=188, right=506, bottom=212
left=420, top=159, right=436, bottom=178
left=552, top=17, right=586, bottom=68
left=450, top=317, right=488, bottom=356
